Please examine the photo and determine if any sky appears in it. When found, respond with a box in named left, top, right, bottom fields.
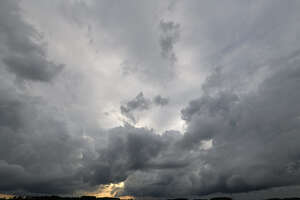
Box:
left=1, top=0, right=300, bottom=199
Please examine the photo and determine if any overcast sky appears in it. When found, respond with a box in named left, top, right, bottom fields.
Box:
left=1, top=0, right=300, bottom=199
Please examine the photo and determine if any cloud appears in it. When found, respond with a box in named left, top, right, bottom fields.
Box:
left=120, top=92, right=151, bottom=123
left=0, top=0, right=63, bottom=82
left=153, top=95, right=169, bottom=106
left=159, top=20, right=180, bottom=65
left=120, top=92, right=169, bottom=124
left=0, top=87, right=88, bottom=194
left=82, top=126, right=166, bottom=185
left=119, top=59, right=300, bottom=197
left=61, top=0, right=178, bottom=83
left=1, top=0, right=300, bottom=198
left=3, top=55, right=63, bottom=82
left=0, top=1, right=85, bottom=194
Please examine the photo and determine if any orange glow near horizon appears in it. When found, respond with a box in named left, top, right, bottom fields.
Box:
left=83, top=182, right=134, bottom=200
left=0, top=194, right=14, bottom=199
left=0, top=182, right=134, bottom=200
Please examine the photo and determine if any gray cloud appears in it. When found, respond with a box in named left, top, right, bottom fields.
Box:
left=0, top=0, right=63, bottom=82
left=120, top=92, right=151, bottom=123
left=159, top=20, right=180, bottom=65
left=3, top=55, right=63, bottom=82
left=120, top=60, right=300, bottom=197
left=0, top=0, right=86, bottom=194
left=61, top=1, right=178, bottom=83
left=121, top=92, right=169, bottom=124
left=0, top=87, right=88, bottom=194
left=82, top=126, right=166, bottom=186
left=1, top=0, right=300, bottom=199
left=153, top=95, right=169, bottom=106
left=120, top=0, right=300, bottom=196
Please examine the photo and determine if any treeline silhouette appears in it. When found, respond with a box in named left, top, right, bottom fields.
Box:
left=0, top=196, right=121, bottom=200
left=1, top=196, right=300, bottom=200
left=168, top=198, right=300, bottom=200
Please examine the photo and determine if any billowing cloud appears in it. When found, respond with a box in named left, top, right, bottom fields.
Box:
left=120, top=53, right=300, bottom=198
left=0, top=0, right=63, bottom=82
left=1, top=0, right=300, bottom=199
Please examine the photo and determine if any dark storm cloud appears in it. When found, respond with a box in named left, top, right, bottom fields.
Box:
left=120, top=60, right=300, bottom=197
left=0, top=56, right=173, bottom=195
left=120, top=0, right=300, bottom=196
left=1, top=0, right=300, bottom=198
left=82, top=126, right=166, bottom=185
left=84, top=127, right=186, bottom=194
left=121, top=92, right=169, bottom=123
left=0, top=0, right=85, bottom=195
left=3, top=54, right=64, bottom=82
left=0, top=54, right=173, bottom=195
left=0, top=78, right=180, bottom=195
left=0, top=87, right=89, bottom=194
left=0, top=0, right=63, bottom=82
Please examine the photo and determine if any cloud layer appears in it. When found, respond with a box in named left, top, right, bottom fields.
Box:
left=1, top=0, right=300, bottom=199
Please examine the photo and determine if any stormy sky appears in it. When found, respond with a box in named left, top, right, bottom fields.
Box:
left=1, top=0, right=300, bottom=199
